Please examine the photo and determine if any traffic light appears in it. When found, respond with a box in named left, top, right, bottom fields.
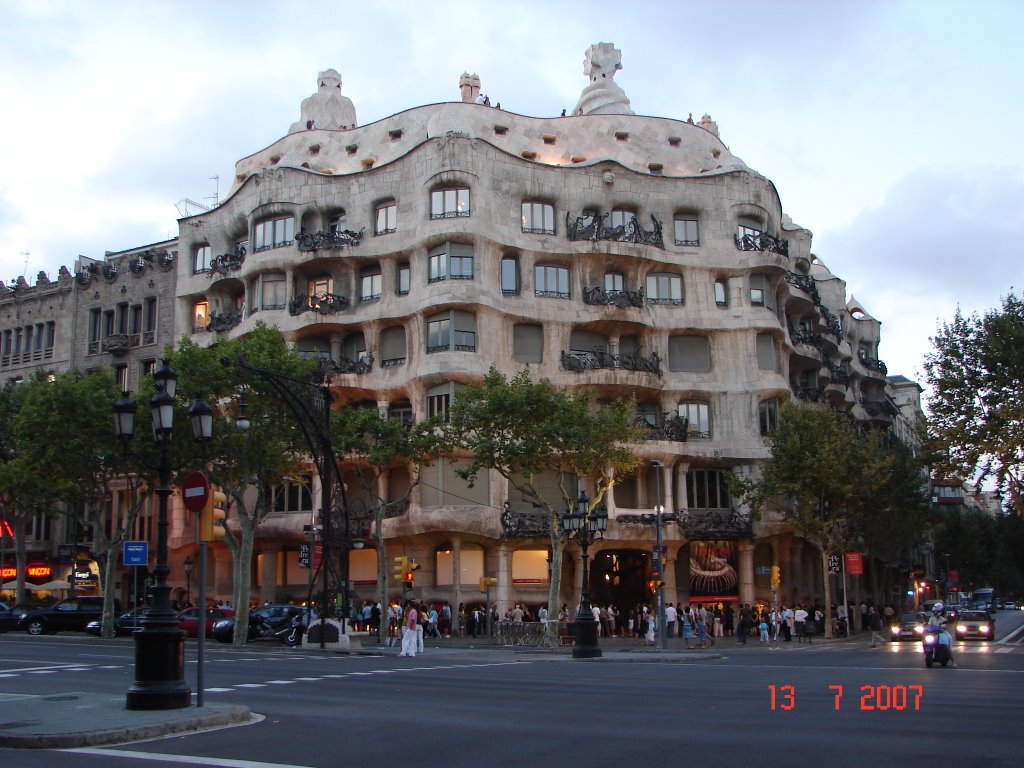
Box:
left=404, top=570, right=415, bottom=589
left=646, top=579, right=663, bottom=593
left=479, top=576, right=496, bottom=593
left=393, top=556, right=408, bottom=585
left=199, top=489, right=227, bottom=542
left=771, top=565, right=781, bottom=591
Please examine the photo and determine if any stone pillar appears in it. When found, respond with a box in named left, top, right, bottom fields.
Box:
left=451, top=535, right=462, bottom=634
left=674, top=463, right=689, bottom=514
left=496, top=542, right=513, bottom=618
left=260, top=546, right=279, bottom=604
left=661, top=463, right=675, bottom=514
left=738, top=542, right=755, bottom=605
left=663, top=553, right=678, bottom=605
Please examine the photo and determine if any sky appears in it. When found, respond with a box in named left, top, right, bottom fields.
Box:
left=1, top=0, right=1021, bottom=391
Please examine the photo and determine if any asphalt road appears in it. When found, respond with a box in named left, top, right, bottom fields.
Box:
left=2, top=609, right=1023, bottom=768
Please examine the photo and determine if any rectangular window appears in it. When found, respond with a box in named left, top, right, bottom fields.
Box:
left=113, top=365, right=128, bottom=392
left=427, top=317, right=450, bottom=352
left=270, top=474, right=314, bottom=513
left=759, top=399, right=780, bottom=435
left=428, top=244, right=474, bottom=283
left=714, top=280, right=728, bottom=307
left=130, top=304, right=142, bottom=335
left=360, top=267, right=382, bottom=302
left=375, top=201, right=397, bottom=235
left=521, top=202, right=555, bottom=234
left=144, top=298, right=157, bottom=332
left=756, top=332, right=778, bottom=371
left=431, top=188, right=470, bottom=219
left=104, top=310, right=115, bottom=337
left=45, top=321, right=55, bottom=349
left=512, top=324, right=543, bottom=364
left=737, top=216, right=763, bottom=240
left=610, top=209, right=634, bottom=229
left=668, top=335, right=711, bottom=373
left=193, top=245, right=212, bottom=273
left=427, top=393, right=450, bottom=421
left=604, top=273, right=624, bottom=294
left=501, top=257, right=519, bottom=294
left=686, top=469, right=731, bottom=510
left=678, top=401, right=711, bottom=439
left=674, top=216, right=700, bottom=246
left=254, top=216, right=295, bottom=251
left=193, top=301, right=209, bottom=332
left=260, top=273, right=286, bottom=310
left=646, top=273, right=684, bottom=305
left=328, top=212, right=347, bottom=233
left=535, top=265, right=570, bottom=298
left=397, top=263, right=410, bottom=295
left=749, top=274, right=774, bottom=309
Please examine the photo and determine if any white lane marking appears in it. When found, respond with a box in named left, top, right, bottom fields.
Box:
left=65, top=747, right=313, bottom=767
left=995, top=647, right=1013, bottom=653
left=294, top=677, right=321, bottom=681
left=265, top=680, right=296, bottom=685
left=205, top=687, right=235, bottom=692
left=0, top=663, right=93, bottom=674
left=235, top=683, right=266, bottom=688
left=27, top=669, right=58, bottom=674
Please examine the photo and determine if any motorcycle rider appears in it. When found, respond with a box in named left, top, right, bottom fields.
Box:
left=926, top=601, right=955, bottom=666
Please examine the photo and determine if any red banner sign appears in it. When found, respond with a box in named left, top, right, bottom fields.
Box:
left=844, top=551, right=864, bottom=576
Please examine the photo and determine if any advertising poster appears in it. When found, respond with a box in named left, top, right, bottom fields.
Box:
left=688, top=540, right=739, bottom=599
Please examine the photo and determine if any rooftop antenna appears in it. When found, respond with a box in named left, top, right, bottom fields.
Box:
left=175, top=198, right=211, bottom=218
left=206, top=175, right=219, bottom=208
left=21, top=250, right=30, bottom=277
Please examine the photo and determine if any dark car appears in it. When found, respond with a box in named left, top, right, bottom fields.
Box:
left=955, top=610, right=994, bottom=640
left=178, top=606, right=236, bottom=638
left=85, top=608, right=147, bottom=637
left=212, top=604, right=310, bottom=643
left=890, top=612, right=925, bottom=641
left=19, top=596, right=122, bottom=635
left=0, top=602, right=45, bottom=632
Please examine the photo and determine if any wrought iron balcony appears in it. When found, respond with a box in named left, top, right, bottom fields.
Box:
left=827, top=361, right=851, bottom=386
left=785, top=271, right=820, bottom=302
left=858, top=354, right=888, bottom=375
left=794, top=386, right=826, bottom=402
left=860, top=397, right=898, bottom=419
left=677, top=508, right=752, bottom=540
left=288, top=292, right=349, bottom=316
left=734, top=232, right=789, bottom=256
left=635, top=413, right=690, bottom=442
left=582, top=286, right=645, bottom=308
left=209, top=246, right=246, bottom=276
left=314, top=355, right=373, bottom=377
left=207, top=309, right=244, bottom=333
left=561, top=347, right=662, bottom=376
left=565, top=211, right=664, bottom=248
left=295, top=228, right=364, bottom=252
left=500, top=500, right=553, bottom=538
left=101, top=333, right=139, bottom=356
left=819, top=307, right=843, bottom=339
left=790, top=328, right=824, bottom=350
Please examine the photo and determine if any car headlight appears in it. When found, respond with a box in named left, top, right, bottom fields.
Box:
left=980, top=625, right=989, bottom=633
left=956, top=624, right=966, bottom=632
left=891, top=626, right=900, bottom=635
left=914, top=624, right=924, bottom=634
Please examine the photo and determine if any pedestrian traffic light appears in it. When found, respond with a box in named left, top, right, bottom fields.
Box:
left=199, top=489, right=227, bottom=542
left=393, top=556, right=408, bottom=584
left=404, top=570, right=415, bottom=589
left=646, top=579, right=663, bottom=593
left=771, top=565, right=781, bottom=590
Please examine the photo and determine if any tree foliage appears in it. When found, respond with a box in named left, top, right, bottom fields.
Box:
left=924, top=291, right=1024, bottom=516
left=741, top=402, right=932, bottom=635
left=173, top=323, right=313, bottom=643
left=445, top=367, right=642, bottom=638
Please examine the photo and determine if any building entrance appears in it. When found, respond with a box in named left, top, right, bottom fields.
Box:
left=589, top=550, right=651, bottom=613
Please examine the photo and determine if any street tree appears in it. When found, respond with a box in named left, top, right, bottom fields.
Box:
left=924, top=291, right=1024, bottom=517
left=0, top=380, right=39, bottom=607
left=329, top=405, right=446, bottom=637
left=445, top=367, right=642, bottom=641
left=741, top=402, right=928, bottom=636
left=173, top=323, right=311, bottom=645
left=6, top=370, right=153, bottom=636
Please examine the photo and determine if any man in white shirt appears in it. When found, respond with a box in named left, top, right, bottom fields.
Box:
left=794, top=605, right=809, bottom=641
left=665, top=603, right=677, bottom=638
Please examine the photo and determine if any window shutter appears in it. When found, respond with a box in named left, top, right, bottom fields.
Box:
left=380, top=326, right=406, bottom=360
left=668, top=335, right=711, bottom=372
left=756, top=332, right=777, bottom=371
left=453, top=310, right=476, bottom=333
left=513, top=324, right=544, bottom=363
left=570, top=329, right=607, bottom=352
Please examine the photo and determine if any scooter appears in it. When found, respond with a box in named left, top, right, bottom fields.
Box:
left=252, top=614, right=304, bottom=647
left=922, top=624, right=952, bottom=667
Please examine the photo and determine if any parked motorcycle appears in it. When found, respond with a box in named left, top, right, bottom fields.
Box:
left=253, top=613, right=304, bottom=647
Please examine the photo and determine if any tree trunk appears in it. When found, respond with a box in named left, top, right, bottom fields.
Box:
left=818, top=544, right=833, bottom=639
left=231, top=521, right=255, bottom=647
left=13, top=523, right=27, bottom=606
left=546, top=513, right=564, bottom=644
left=100, top=551, right=119, bottom=639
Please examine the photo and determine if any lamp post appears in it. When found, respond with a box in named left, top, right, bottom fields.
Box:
left=183, top=556, right=193, bottom=607
left=113, top=360, right=212, bottom=710
left=561, top=490, right=607, bottom=659
left=641, top=459, right=671, bottom=650
left=225, top=357, right=351, bottom=648
left=942, top=552, right=951, bottom=600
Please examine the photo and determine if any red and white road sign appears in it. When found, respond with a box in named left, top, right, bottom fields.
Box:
left=182, top=471, right=210, bottom=513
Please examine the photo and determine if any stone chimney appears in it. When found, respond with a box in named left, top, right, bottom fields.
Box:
left=459, top=72, right=481, bottom=103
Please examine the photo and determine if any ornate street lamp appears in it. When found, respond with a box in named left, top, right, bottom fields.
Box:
left=114, top=359, right=212, bottom=710
left=561, top=490, right=607, bottom=659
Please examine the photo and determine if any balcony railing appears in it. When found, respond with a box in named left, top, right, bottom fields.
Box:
left=561, top=347, right=662, bottom=376
left=790, top=328, right=823, bottom=350
left=565, top=211, right=664, bottom=248
left=858, top=354, right=888, bottom=375
left=582, top=286, right=645, bottom=308
left=207, top=309, right=244, bottom=333
left=288, top=292, right=349, bottom=316
left=102, top=333, right=140, bottom=356
left=735, top=232, right=789, bottom=257
left=209, top=246, right=246, bottom=276
left=785, top=271, right=820, bottom=303
left=295, top=228, right=364, bottom=252
left=794, top=386, right=826, bottom=402
left=635, top=413, right=691, bottom=442
left=678, top=508, right=752, bottom=540
left=827, top=361, right=851, bottom=386
left=314, top=355, right=374, bottom=377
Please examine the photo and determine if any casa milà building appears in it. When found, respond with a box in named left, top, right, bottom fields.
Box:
left=174, top=44, right=907, bottom=616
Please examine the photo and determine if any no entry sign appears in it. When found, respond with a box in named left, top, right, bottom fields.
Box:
left=182, top=471, right=210, bottom=512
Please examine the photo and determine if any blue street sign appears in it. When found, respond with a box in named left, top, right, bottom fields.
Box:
left=123, top=541, right=148, bottom=566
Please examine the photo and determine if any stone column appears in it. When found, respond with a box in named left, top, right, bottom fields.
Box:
left=451, top=535, right=462, bottom=635
left=663, top=552, right=678, bottom=605
left=738, top=542, right=755, bottom=605
left=661, top=463, right=675, bottom=514
left=496, top=542, right=513, bottom=618
left=674, top=463, right=689, bottom=514
left=260, top=546, right=279, bottom=604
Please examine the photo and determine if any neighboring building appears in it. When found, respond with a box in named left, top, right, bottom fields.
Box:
left=2, top=44, right=924, bottom=617
left=0, top=243, right=178, bottom=600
